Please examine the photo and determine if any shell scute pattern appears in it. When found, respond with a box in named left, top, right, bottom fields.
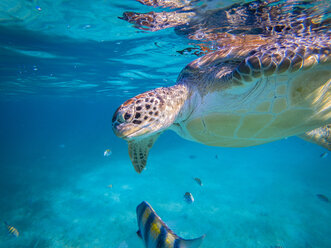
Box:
left=277, top=57, right=291, bottom=73
left=302, top=55, right=318, bottom=70
left=231, top=38, right=330, bottom=85
left=296, top=46, right=306, bottom=57
left=289, top=55, right=303, bottom=72
left=252, top=70, right=262, bottom=78
left=247, top=56, right=261, bottom=70
left=272, top=53, right=283, bottom=64
left=285, top=50, right=296, bottom=59
left=264, top=61, right=277, bottom=76
left=232, top=70, right=242, bottom=80
left=261, top=54, right=272, bottom=67
left=238, top=62, right=251, bottom=75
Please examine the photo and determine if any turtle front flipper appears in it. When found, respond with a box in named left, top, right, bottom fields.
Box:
left=128, top=133, right=161, bottom=173
left=299, top=125, right=331, bottom=151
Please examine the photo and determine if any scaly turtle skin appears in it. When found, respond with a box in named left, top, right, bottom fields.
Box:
left=112, top=1, right=331, bottom=173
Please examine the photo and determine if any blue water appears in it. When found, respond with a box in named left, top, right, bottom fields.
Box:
left=0, top=1, right=330, bottom=248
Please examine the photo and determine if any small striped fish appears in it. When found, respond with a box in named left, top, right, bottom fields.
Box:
left=136, top=201, right=205, bottom=248
left=4, top=222, right=19, bottom=237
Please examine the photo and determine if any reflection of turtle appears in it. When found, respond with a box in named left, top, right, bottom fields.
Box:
left=121, top=0, right=328, bottom=40
left=112, top=1, right=330, bottom=173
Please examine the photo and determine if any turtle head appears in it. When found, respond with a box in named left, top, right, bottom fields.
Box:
left=112, top=90, right=167, bottom=140
left=112, top=89, right=172, bottom=173
left=112, top=86, right=189, bottom=174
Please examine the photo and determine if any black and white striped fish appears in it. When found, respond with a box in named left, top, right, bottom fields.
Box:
left=136, top=201, right=205, bottom=248
left=4, top=221, right=19, bottom=237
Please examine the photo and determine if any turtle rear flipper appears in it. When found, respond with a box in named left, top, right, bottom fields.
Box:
left=299, top=125, right=331, bottom=151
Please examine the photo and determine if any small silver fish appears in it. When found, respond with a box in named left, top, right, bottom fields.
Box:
left=184, top=192, right=194, bottom=204
left=4, top=222, right=19, bottom=237
left=104, top=149, right=112, bottom=157
left=136, top=201, right=204, bottom=248
left=320, top=152, right=328, bottom=158
left=194, top=177, right=203, bottom=186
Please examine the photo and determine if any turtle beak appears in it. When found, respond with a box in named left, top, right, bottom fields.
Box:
left=113, top=122, right=149, bottom=140
left=112, top=121, right=125, bottom=138
left=112, top=107, right=125, bottom=138
left=111, top=104, right=151, bottom=139
left=112, top=120, right=135, bottom=139
left=112, top=108, right=130, bottom=138
left=112, top=114, right=146, bottom=140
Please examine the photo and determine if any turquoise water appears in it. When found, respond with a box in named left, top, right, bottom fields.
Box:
left=0, top=1, right=330, bottom=248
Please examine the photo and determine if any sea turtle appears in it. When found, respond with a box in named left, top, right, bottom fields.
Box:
left=112, top=1, right=331, bottom=173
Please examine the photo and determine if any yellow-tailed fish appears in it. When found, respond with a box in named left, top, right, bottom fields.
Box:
left=4, top=222, right=19, bottom=237
left=136, top=201, right=205, bottom=248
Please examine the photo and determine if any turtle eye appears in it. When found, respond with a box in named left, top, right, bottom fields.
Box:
left=116, top=113, right=125, bottom=123
left=124, top=113, right=131, bottom=120
left=116, top=109, right=134, bottom=124
left=116, top=111, right=129, bottom=123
